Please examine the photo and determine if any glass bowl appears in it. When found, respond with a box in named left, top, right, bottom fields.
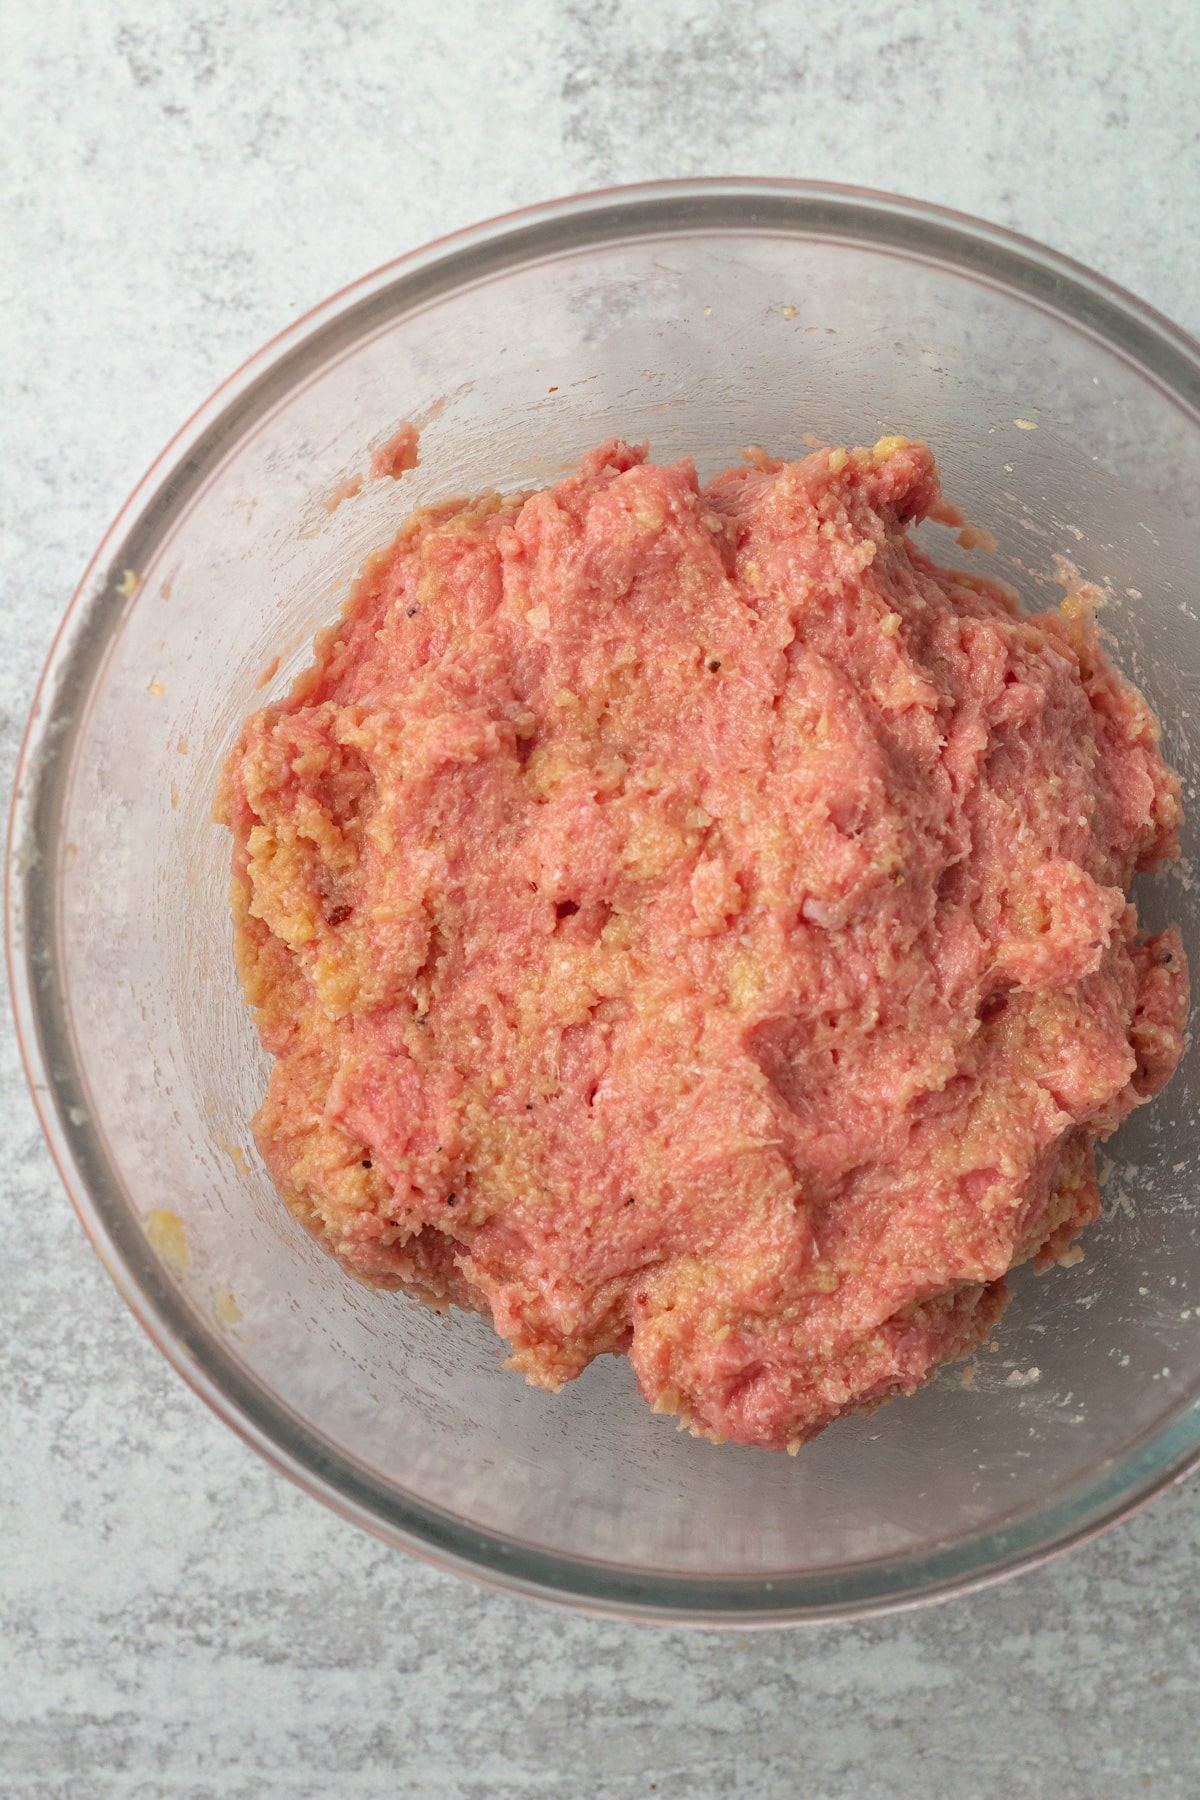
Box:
left=10, top=179, right=1200, bottom=1625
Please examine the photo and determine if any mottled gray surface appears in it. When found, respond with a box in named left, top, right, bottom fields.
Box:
left=4, top=2, right=1200, bottom=1795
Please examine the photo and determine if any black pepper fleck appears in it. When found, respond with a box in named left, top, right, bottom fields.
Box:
left=406, top=605, right=418, bottom=617
left=707, top=659, right=721, bottom=672
left=446, top=1192, right=458, bottom=1206
left=361, top=1159, right=372, bottom=1169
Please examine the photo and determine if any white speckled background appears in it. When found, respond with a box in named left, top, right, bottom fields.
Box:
left=4, top=4, right=1200, bottom=1795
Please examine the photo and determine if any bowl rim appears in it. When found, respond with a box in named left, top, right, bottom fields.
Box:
left=9, top=175, right=1200, bottom=1626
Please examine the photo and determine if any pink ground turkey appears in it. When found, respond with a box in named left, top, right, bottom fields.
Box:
left=218, top=436, right=1188, bottom=1452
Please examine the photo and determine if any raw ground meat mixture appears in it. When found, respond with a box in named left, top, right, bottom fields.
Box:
left=218, top=436, right=1188, bottom=1451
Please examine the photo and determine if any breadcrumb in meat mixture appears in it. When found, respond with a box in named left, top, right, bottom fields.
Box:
left=217, top=436, right=1188, bottom=1451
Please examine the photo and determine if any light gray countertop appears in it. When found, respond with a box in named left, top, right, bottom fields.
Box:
left=4, top=4, right=1199, bottom=1795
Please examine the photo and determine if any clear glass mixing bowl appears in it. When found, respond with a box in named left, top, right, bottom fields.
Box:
left=9, top=180, right=1200, bottom=1624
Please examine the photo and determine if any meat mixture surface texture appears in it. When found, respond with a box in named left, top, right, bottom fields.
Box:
left=218, top=436, right=1188, bottom=1451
